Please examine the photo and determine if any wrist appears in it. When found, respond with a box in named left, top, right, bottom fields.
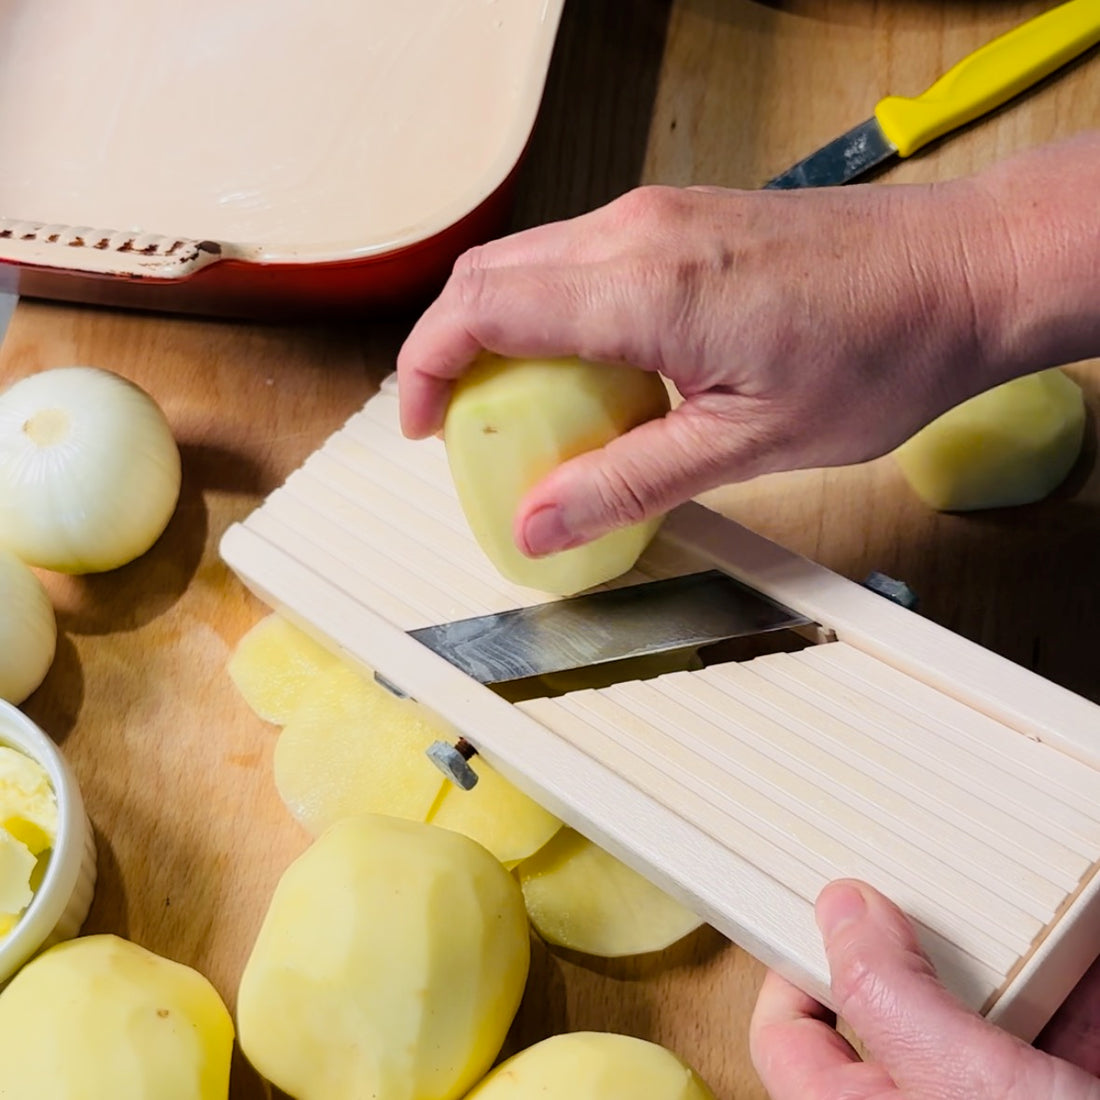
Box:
left=967, top=132, right=1100, bottom=385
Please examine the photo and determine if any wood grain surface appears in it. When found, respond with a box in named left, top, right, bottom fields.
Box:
left=2, top=3, right=1097, bottom=1098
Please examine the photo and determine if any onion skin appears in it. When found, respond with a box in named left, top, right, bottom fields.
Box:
left=0, top=367, right=182, bottom=574
left=0, top=549, right=56, bottom=704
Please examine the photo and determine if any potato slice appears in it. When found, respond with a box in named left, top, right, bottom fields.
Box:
left=273, top=657, right=562, bottom=863
left=235, top=614, right=564, bottom=864
left=517, top=828, right=703, bottom=957
left=465, top=1031, right=717, bottom=1100
left=227, top=612, right=340, bottom=725
left=0, top=934, right=233, bottom=1099
left=0, top=743, right=59, bottom=856
left=893, top=369, right=1086, bottom=511
left=238, top=814, right=530, bottom=1100
left=0, top=828, right=35, bottom=926
left=274, top=664, right=447, bottom=836
left=445, top=354, right=671, bottom=595
left=428, top=759, right=561, bottom=866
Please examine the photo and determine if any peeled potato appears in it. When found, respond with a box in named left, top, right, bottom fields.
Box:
left=428, top=758, right=561, bottom=866
left=464, top=1032, right=717, bottom=1100
left=0, top=934, right=233, bottom=1099
left=274, top=663, right=447, bottom=836
left=517, top=827, right=703, bottom=957
left=445, top=353, right=671, bottom=595
left=237, top=814, right=531, bottom=1100
left=227, top=612, right=339, bottom=725
left=893, top=369, right=1086, bottom=511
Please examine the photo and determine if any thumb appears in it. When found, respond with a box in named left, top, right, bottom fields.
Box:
left=817, top=880, right=1036, bottom=1099
left=514, top=400, right=765, bottom=557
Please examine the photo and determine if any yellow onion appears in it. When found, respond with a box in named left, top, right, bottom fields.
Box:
left=0, top=367, right=181, bottom=573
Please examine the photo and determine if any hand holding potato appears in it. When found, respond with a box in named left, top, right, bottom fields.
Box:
left=398, top=132, right=1100, bottom=555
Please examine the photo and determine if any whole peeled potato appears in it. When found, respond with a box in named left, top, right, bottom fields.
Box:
left=464, top=1031, right=718, bottom=1100
left=893, top=368, right=1086, bottom=511
left=445, top=353, right=671, bottom=595
left=237, top=813, right=531, bottom=1100
left=0, top=934, right=234, bottom=1099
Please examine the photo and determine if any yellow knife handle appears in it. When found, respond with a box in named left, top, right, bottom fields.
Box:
left=874, top=0, right=1100, bottom=158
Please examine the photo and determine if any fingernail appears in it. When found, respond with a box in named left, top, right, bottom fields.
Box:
left=520, top=505, right=577, bottom=557
left=816, top=882, right=867, bottom=939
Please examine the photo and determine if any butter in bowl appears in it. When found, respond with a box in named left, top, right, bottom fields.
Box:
left=0, top=700, right=97, bottom=985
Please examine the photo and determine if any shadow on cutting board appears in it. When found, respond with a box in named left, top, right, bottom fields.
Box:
left=510, top=0, right=674, bottom=228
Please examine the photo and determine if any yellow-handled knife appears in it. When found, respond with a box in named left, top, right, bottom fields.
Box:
left=765, top=0, right=1100, bottom=189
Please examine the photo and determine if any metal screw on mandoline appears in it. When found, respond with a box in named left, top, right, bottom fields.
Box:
left=427, top=737, right=480, bottom=790
left=862, top=571, right=919, bottom=610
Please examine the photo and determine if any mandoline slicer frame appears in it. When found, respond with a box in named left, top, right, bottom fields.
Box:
left=220, top=375, right=1100, bottom=1040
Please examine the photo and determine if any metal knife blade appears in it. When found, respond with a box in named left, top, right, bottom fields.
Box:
left=408, top=569, right=811, bottom=685
left=764, top=0, right=1100, bottom=190
left=765, top=117, right=895, bottom=190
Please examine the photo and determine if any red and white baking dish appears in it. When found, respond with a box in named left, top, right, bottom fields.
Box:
left=0, top=1, right=565, bottom=319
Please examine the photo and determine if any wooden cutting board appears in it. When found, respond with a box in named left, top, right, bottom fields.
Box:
left=4, top=2, right=1098, bottom=1097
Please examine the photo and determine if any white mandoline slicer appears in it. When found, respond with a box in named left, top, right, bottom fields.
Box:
left=220, top=374, right=1100, bottom=1040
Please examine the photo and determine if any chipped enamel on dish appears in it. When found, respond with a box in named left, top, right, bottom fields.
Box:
left=0, top=0, right=564, bottom=295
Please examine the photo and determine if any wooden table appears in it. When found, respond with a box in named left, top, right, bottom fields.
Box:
left=5, top=2, right=1098, bottom=1097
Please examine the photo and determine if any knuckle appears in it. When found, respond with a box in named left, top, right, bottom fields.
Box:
left=449, top=259, right=498, bottom=325
left=831, top=943, right=942, bottom=1029
left=448, top=245, right=514, bottom=329
left=590, top=460, right=652, bottom=527
left=436, top=259, right=511, bottom=352
left=606, top=184, right=684, bottom=229
left=831, top=952, right=892, bottom=1020
left=450, top=243, right=492, bottom=278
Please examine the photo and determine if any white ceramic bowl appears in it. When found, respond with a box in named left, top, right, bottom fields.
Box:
left=0, top=699, right=97, bottom=985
